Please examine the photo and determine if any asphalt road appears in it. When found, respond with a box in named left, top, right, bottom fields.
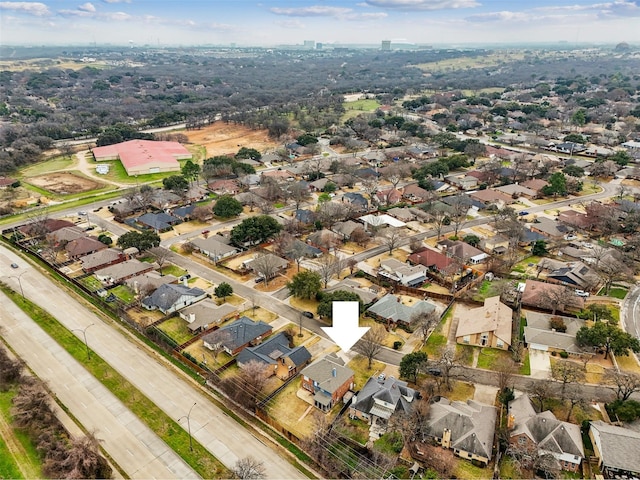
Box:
left=0, top=291, right=198, bottom=480
left=0, top=245, right=304, bottom=480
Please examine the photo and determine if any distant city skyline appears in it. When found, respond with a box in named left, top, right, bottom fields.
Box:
left=1, top=0, right=639, bottom=47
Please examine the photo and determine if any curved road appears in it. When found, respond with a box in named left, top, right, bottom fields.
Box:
left=0, top=245, right=304, bottom=480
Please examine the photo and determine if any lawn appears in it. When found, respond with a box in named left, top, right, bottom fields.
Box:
left=456, top=344, right=475, bottom=367
left=214, top=293, right=245, bottom=307
left=597, top=287, right=628, bottom=299
left=455, top=458, right=491, bottom=479
left=445, top=381, right=476, bottom=402
left=161, top=264, right=188, bottom=278
left=289, top=296, right=320, bottom=315
left=78, top=275, right=102, bottom=292
left=347, top=355, right=386, bottom=390
left=499, top=456, right=521, bottom=480
left=0, top=388, right=42, bottom=480
left=182, top=341, right=232, bottom=369
left=19, top=155, right=75, bottom=177
left=423, top=332, right=447, bottom=357
left=0, top=285, right=228, bottom=478
left=519, top=350, right=531, bottom=375
left=265, top=378, right=334, bottom=438
left=157, top=317, right=193, bottom=346
left=615, top=353, right=640, bottom=373
left=544, top=397, right=603, bottom=425
left=239, top=306, right=278, bottom=323
left=476, top=347, right=512, bottom=370
left=361, top=317, right=405, bottom=349
left=273, top=323, right=314, bottom=347
left=341, top=98, right=381, bottom=122
left=471, top=279, right=510, bottom=302
left=333, top=416, right=370, bottom=445
left=110, top=284, right=136, bottom=304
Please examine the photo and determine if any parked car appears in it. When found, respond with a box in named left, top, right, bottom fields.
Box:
left=10, top=263, right=18, bottom=269
left=518, top=211, right=529, bottom=216
left=302, top=311, right=314, bottom=319
left=575, top=290, right=590, bottom=297
left=428, top=368, right=442, bottom=377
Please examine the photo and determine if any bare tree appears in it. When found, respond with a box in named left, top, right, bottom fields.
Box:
left=448, top=195, right=470, bottom=238
left=232, top=456, right=266, bottom=479
left=62, top=432, right=112, bottom=480
left=350, top=226, right=370, bottom=248
left=378, top=227, right=402, bottom=255
left=432, top=347, right=466, bottom=391
left=409, top=236, right=424, bottom=253
left=316, top=254, right=343, bottom=288
left=607, top=371, right=640, bottom=401
left=286, top=182, right=311, bottom=210
left=355, top=325, right=386, bottom=369
left=495, top=357, right=518, bottom=392
left=411, top=310, right=439, bottom=345
left=148, top=246, right=172, bottom=276
left=207, top=330, right=232, bottom=362
left=538, top=285, right=580, bottom=316
left=347, top=258, right=358, bottom=275
left=361, top=178, right=380, bottom=207
left=0, top=347, right=22, bottom=389
left=250, top=252, right=283, bottom=285
left=425, top=203, right=449, bottom=240
left=527, top=380, right=552, bottom=411
left=550, top=360, right=585, bottom=399
left=258, top=200, right=274, bottom=215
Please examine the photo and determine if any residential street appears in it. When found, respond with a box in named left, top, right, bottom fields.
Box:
left=0, top=245, right=305, bottom=480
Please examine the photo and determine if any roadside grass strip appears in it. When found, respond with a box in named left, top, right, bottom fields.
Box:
left=0, top=283, right=229, bottom=479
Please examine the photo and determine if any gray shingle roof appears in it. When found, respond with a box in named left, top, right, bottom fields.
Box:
left=205, top=317, right=272, bottom=352
left=300, top=354, right=354, bottom=394
left=352, top=376, right=415, bottom=420
left=237, top=332, right=311, bottom=368
left=367, top=294, right=435, bottom=324
left=141, top=283, right=206, bottom=311
left=590, top=420, right=640, bottom=475
left=426, top=398, right=497, bottom=461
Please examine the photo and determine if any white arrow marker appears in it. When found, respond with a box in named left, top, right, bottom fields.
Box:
left=321, top=301, right=369, bottom=352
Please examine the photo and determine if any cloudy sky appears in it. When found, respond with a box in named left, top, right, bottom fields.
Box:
left=1, top=0, right=639, bottom=47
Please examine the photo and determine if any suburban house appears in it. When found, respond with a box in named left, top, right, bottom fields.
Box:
left=480, top=235, right=509, bottom=255
left=445, top=174, right=478, bottom=190
left=589, top=421, right=640, bottom=479
left=350, top=376, right=416, bottom=438
left=469, top=189, right=515, bottom=209
left=524, top=311, right=587, bottom=356
left=242, top=253, right=289, bottom=279
left=386, top=207, right=415, bottom=223
left=341, top=192, right=369, bottom=212
left=521, top=179, right=549, bottom=196
left=379, top=258, right=428, bottom=287
left=294, top=209, right=315, bottom=225
left=178, top=299, right=237, bottom=333
left=332, top=220, right=362, bottom=241
left=508, top=393, right=584, bottom=472
left=190, top=236, right=239, bottom=263
left=424, top=398, right=497, bottom=466
left=45, top=226, right=84, bottom=245
left=402, top=183, right=432, bottom=203
left=79, top=248, right=126, bottom=273
left=544, top=261, right=599, bottom=290
left=0, top=176, right=17, bottom=188
left=437, top=239, right=488, bottom=265
left=300, top=353, right=355, bottom=412
left=237, top=332, right=311, bottom=380
left=203, top=317, right=273, bottom=356
left=359, top=214, right=406, bottom=230
left=558, top=209, right=590, bottom=230
left=207, top=179, right=241, bottom=196
left=375, top=188, right=402, bottom=206
left=494, top=184, right=537, bottom=199
left=94, top=259, right=157, bottom=286
left=530, top=218, right=573, bottom=239
left=136, top=212, right=181, bottom=233
left=92, top=139, right=191, bottom=176
left=455, top=296, right=512, bottom=350
left=141, top=283, right=207, bottom=315
left=125, top=271, right=177, bottom=295
left=65, top=236, right=108, bottom=260
left=408, top=248, right=455, bottom=274
left=324, top=279, right=380, bottom=305
left=172, top=204, right=196, bottom=221
left=367, top=293, right=436, bottom=329
left=520, top=280, right=585, bottom=313
left=20, top=218, right=75, bottom=238
left=307, top=229, right=342, bottom=250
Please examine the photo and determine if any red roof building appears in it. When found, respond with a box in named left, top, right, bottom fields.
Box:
left=408, top=248, right=454, bottom=273
left=92, top=140, right=191, bottom=176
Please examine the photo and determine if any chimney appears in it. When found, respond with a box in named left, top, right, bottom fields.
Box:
left=332, top=368, right=337, bottom=377
left=442, top=428, right=452, bottom=449
left=183, top=277, right=188, bottom=287
left=189, top=313, right=195, bottom=323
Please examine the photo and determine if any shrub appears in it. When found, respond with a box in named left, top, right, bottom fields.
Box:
left=393, top=341, right=402, bottom=350
left=559, top=351, right=569, bottom=359
left=549, top=316, right=567, bottom=333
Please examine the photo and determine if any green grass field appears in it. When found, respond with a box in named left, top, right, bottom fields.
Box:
left=19, top=155, right=75, bottom=177
left=597, top=287, right=628, bottom=299
left=0, top=284, right=228, bottom=479
left=341, top=99, right=381, bottom=122
left=158, top=317, right=193, bottom=345
left=110, top=284, right=136, bottom=304
left=0, top=388, right=42, bottom=479
left=476, top=347, right=512, bottom=370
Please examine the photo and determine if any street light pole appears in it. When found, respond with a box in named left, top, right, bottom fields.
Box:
left=8, top=271, right=26, bottom=298
left=178, top=402, right=197, bottom=451
left=72, top=323, right=95, bottom=361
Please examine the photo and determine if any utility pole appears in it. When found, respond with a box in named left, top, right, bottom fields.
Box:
left=72, top=323, right=95, bottom=361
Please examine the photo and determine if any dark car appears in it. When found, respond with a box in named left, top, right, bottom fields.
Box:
left=10, top=263, right=19, bottom=269
left=302, top=311, right=314, bottom=319
left=428, top=368, right=442, bottom=377
left=105, top=293, right=117, bottom=303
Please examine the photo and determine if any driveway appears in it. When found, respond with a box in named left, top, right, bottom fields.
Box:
left=528, top=349, right=551, bottom=379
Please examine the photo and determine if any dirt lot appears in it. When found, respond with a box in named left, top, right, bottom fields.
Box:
left=27, top=172, right=103, bottom=194
left=185, top=123, right=279, bottom=157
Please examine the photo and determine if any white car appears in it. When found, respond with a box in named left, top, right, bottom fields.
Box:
left=575, top=290, right=590, bottom=297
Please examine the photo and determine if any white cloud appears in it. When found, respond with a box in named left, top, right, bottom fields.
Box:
left=465, top=11, right=529, bottom=22
left=101, top=0, right=130, bottom=3
left=0, top=1, right=50, bottom=16
left=269, top=5, right=353, bottom=17
left=104, top=10, right=129, bottom=20
left=364, top=0, right=480, bottom=10
left=78, top=2, right=96, bottom=12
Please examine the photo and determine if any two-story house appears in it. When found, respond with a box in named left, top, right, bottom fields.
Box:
left=300, top=353, right=355, bottom=412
